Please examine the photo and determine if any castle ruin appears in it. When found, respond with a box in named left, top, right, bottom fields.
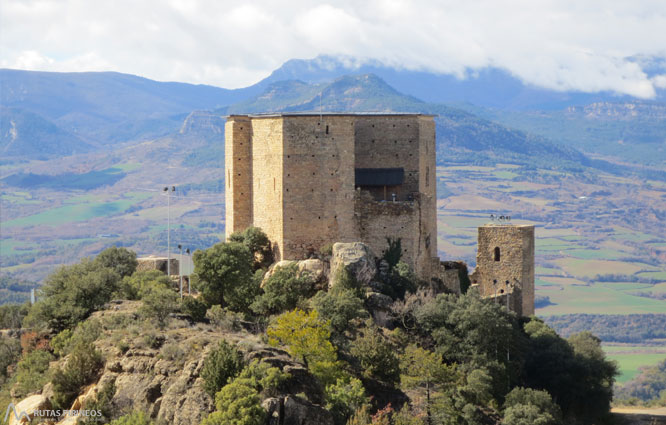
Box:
left=469, top=224, right=535, bottom=316
left=225, top=113, right=534, bottom=315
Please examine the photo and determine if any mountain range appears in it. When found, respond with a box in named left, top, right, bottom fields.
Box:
left=1, top=56, right=664, bottom=172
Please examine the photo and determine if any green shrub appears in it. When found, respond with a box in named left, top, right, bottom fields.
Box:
left=310, top=289, right=367, bottom=335
left=325, top=377, right=368, bottom=425
left=160, top=342, right=186, bottom=366
left=140, top=285, right=179, bottom=328
left=0, top=335, right=21, bottom=379
left=50, top=329, right=73, bottom=357
left=201, top=378, right=265, bottom=425
left=503, top=387, right=562, bottom=425
left=117, top=270, right=171, bottom=300
left=350, top=326, right=400, bottom=385
left=24, top=260, right=120, bottom=331
left=201, top=340, right=245, bottom=397
left=332, top=267, right=363, bottom=297
left=383, top=237, right=402, bottom=270
left=251, top=264, right=315, bottom=315
left=201, top=360, right=287, bottom=425
left=181, top=296, right=207, bottom=322
left=108, top=411, right=153, bottom=425
left=206, top=305, right=243, bottom=331
left=193, top=241, right=260, bottom=312
left=94, top=246, right=138, bottom=279
left=0, top=303, right=30, bottom=329
left=51, top=342, right=104, bottom=409
left=14, top=349, right=54, bottom=398
left=227, top=226, right=273, bottom=270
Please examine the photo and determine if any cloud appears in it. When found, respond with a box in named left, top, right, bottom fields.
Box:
left=1, top=0, right=665, bottom=98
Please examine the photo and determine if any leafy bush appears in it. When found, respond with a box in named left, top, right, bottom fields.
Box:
left=51, top=342, right=104, bottom=409
left=332, top=267, right=363, bottom=297
left=140, top=285, right=179, bottom=328
left=160, top=342, right=186, bottom=366
left=310, top=289, right=367, bottom=335
left=193, top=241, right=260, bottom=312
left=350, top=326, right=400, bottom=385
left=14, top=349, right=54, bottom=398
left=227, top=226, right=273, bottom=270
left=201, top=360, right=287, bottom=425
left=50, top=329, right=73, bottom=357
left=25, top=259, right=120, bottom=331
left=382, top=261, right=417, bottom=300
left=0, top=303, right=30, bottom=329
left=108, top=411, right=154, bottom=425
left=206, top=305, right=243, bottom=331
left=94, top=246, right=137, bottom=278
left=522, top=320, right=618, bottom=422
left=201, top=340, right=245, bottom=397
left=0, top=335, right=21, bottom=379
left=383, top=237, right=402, bottom=270
left=268, top=309, right=337, bottom=370
left=503, top=387, right=562, bottom=425
left=181, top=296, right=207, bottom=322
left=325, top=377, right=368, bottom=425
left=251, top=264, right=315, bottom=315
left=615, top=358, right=666, bottom=404
left=142, top=332, right=164, bottom=349
left=116, top=270, right=172, bottom=300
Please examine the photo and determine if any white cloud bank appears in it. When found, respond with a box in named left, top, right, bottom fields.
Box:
left=1, top=0, right=665, bottom=97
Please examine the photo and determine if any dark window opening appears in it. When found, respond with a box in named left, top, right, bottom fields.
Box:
left=325, top=125, right=329, bottom=134
left=494, top=247, right=501, bottom=262
left=355, top=168, right=405, bottom=201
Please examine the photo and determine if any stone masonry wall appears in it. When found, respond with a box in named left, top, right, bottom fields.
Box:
left=250, top=118, right=285, bottom=258
left=281, top=116, right=356, bottom=259
left=225, top=113, right=437, bottom=280
left=225, top=117, right=253, bottom=234
left=469, top=224, right=535, bottom=316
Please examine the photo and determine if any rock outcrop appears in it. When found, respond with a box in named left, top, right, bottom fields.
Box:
left=6, top=394, right=50, bottom=425
left=330, top=242, right=377, bottom=288
left=262, top=395, right=334, bottom=425
left=261, top=258, right=328, bottom=290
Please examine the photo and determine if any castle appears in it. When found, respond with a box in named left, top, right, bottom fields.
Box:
left=225, top=113, right=534, bottom=315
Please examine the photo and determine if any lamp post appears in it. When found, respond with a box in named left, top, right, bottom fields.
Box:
left=178, top=244, right=183, bottom=299
left=186, top=248, right=191, bottom=295
left=164, top=186, right=175, bottom=276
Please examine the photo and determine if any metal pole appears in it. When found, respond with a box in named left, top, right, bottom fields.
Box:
left=178, top=244, right=183, bottom=299
left=186, top=248, right=191, bottom=295
left=166, top=186, right=175, bottom=276
left=166, top=187, right=171, bottom=276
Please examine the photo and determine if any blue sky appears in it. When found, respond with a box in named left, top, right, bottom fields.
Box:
left=1, top=0, right=665, bottom=97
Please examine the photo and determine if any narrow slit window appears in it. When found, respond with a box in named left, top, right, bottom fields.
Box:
left=494, top=247, right=501, bottom=262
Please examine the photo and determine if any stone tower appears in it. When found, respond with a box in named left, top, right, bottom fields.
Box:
left=224, top=113, right=439, bottom=280
left=469, top=224, right=535, bottom=316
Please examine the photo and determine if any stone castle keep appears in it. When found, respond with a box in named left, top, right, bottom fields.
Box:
left=225, top=113, right=534, bottom=315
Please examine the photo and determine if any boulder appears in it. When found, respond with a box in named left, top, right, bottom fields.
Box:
left=283, top=395, right=334, bottom=425
left=7, top=394, right=50, bottom=425
left=261, top=260, right=297, bottom=287
left=297, top=259, right=326, bottom=284
left=261, top=259, right=327, bottom=288
left=330, top=242, right=377, bottom=288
